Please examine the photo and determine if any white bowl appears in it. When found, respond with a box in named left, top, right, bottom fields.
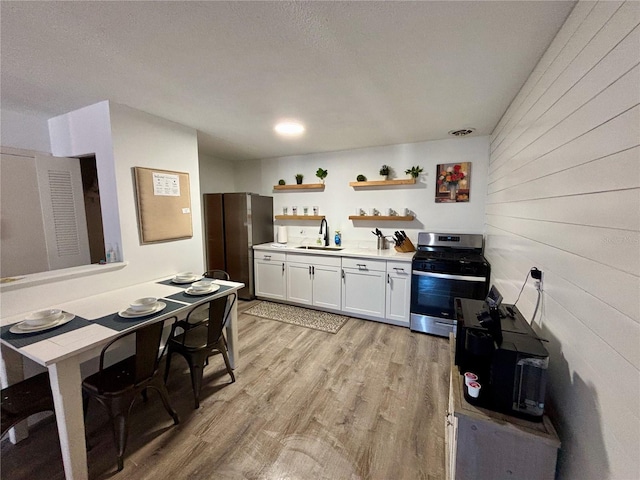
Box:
left=175, top=271, right=195, bottom=281
left=129, top=297, right=158, bottom=312
left=24, top=309, right=62, bottom=326
left=191, top=280, right=213, bottom=291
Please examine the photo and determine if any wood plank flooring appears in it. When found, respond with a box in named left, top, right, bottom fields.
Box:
left=1, top=300, right=450, bottom=480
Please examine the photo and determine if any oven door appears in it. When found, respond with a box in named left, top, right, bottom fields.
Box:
left=410, top=270, right=488, bottom=320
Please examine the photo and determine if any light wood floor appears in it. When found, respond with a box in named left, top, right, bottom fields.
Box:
left=1, top=300, right=450, bottom=480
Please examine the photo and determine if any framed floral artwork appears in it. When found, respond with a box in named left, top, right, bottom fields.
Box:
left=435, top=162, right=471, bottom=203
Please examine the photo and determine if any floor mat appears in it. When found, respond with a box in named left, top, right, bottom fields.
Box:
left=245, top=301, right=349, bottom=334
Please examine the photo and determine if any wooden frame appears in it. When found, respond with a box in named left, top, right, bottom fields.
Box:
left=134, top=167, right=193, bottom=244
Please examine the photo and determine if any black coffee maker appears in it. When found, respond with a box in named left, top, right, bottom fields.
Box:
left=455, top=287, right=549, bottom=422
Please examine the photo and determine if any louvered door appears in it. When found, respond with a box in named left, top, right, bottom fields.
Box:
left=35, top=154, right=90, bottom=270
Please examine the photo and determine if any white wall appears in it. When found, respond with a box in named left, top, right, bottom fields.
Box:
left=485, top=2, right=640, bottom=479
left=199, top=153, right=237, bottom=194
left=236, top=136, right=489, bottom=247
left=0, top=108, right=51, bottom=153
left=2, top=102, right=205, bottom=316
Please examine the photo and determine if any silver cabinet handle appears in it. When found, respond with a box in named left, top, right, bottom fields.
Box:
left=312, top=266, right=315, bottom=275
left=387, top=273, right=390, bottom=284
left=308, top=265, right=311, bottom=275
left=341, top=269, right=345, bottom=280
left=282, top=262, right=285, bottom=273
left=264, top=255, right=271, bottom=260
left=356, top=263, right=367, bottom=270
left=393, top=267, right=405, bottom=272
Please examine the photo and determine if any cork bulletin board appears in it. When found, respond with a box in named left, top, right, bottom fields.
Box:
left=134, top=167, right=193, bottom=243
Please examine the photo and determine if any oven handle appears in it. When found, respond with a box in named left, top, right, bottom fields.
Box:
left=411, top=270, right=486, bottom=282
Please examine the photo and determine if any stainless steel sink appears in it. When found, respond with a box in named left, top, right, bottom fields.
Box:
left=295, top=245, right=344, bottom=251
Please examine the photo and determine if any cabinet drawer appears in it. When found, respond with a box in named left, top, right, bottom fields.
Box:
left=386, top=261, right=411, bottom=276
left=255, top=251, right=286, bottom=262
left=286, top=253, right=341, bottom=267
left=342, top=257, right=386, bottom=272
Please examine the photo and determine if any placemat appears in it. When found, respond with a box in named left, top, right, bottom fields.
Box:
left=165, top=284, right=234, bottom=304
left=156, top=278, right=195, bottom=287
left=1, top=315, right=92, bottom=348
left=92, top=299, right=184, bottom=332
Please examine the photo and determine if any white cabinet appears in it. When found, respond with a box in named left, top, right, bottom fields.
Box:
left=341, top=257, right=386, bottom=318
left=254, top=251, right=287, bottom=300
left=385, top=261, right=411, bottom=326
left=286, top=253, right=342, bottom=309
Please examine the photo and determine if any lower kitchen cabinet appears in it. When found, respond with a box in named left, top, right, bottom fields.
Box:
left=446, top=335, right=560, bottom=480
left=254, top=251, right=287, bottom=300
left=286, top=254, right=341, bottom=309
left=385, top=261, right=411, bottom=326
left=341, top=257, right=386, bottom=318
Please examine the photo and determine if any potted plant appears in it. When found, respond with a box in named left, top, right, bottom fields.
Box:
left=278, top=179, right=286, bottom=185
left=379, top=164, right=390, bottom=180
left=405, top=165, right=423, bottom=179
left=356, top=174, right=367, bottom=182
left=315, top=168, right=328, bottom=184
left=295, top=173, right=304, bottom=185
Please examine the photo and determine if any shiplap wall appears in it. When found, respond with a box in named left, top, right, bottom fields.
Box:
left=485, top=2, right=639, bottom=479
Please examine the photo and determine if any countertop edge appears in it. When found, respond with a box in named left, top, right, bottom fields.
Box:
left=253, top=243, right=414, bottom=262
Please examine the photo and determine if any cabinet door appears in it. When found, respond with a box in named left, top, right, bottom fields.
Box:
left=385, top=263, right=411, bottom=325
left=312, top=264, right=341, bottom=309
left=342, top=268, right=385, bottom=317
left=287, top=262, right=313, bottom=305
left=254, top=259, right=286, bottom=300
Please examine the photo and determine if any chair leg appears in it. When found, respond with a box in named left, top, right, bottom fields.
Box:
left=149, top=381, right=180, bottom=425
left=105, top=397, right=133, bottom=472
left=186, top=354, right=206, bottom=409
left=218, top=339, right=236, bottom=383
left=141, top=388, right=149, bottom=403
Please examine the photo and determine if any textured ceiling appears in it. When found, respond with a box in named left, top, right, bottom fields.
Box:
left=1, top=1, right=576, bottom=160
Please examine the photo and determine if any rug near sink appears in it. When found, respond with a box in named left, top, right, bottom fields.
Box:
left=245, top=302, right=349, bottom=334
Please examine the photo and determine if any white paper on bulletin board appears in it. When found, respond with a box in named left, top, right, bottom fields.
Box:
left=153, top=172, right=180, bottom=196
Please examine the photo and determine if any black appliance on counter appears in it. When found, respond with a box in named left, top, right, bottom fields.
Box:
left=410, top=232, right=490, bottom=337
left=203, top=193, right=273, bottom=300
left=455, top=293, right=549, bottom=422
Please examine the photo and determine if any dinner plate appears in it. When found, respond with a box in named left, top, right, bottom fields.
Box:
left=171, top=276, right=202, bottom=284
left=10, top=312, right=76, bottom=334
left=118, top=301, right=167, bottom=318
left=184, top=284, right=221, bottom=296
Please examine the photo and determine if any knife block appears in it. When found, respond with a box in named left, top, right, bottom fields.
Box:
left=394, top=238, right=416, bottom=253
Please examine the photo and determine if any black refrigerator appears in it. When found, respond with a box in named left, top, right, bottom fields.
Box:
left=203, top=193, right=273, bottom=299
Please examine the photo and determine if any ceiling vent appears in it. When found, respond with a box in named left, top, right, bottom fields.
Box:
left=448, top=128, right=476, bottom=137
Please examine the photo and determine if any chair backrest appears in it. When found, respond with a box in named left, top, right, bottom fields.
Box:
left=98, top=320, right=171, bottom=386
left=185, top=293, right=236, bottom=347
left=203, top=270, right=230, bottom=281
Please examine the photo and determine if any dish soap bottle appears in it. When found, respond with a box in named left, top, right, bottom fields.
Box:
left=334, top=230, right=341, bottom=247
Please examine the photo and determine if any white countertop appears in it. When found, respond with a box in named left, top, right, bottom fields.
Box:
left=253, top=242, right=415, bottom=262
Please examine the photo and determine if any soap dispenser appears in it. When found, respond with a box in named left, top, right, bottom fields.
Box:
left=334, top=230, right=342, bottom=246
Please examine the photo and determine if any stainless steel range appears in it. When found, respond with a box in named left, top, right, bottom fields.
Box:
left=410, top=232, right=490, bottom=337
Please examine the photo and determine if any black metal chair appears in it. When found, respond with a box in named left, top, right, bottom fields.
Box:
left=203, top=269, right=230, bottom=281
left=82, top=320, right=179, bottom=472
left=1, top=372, right=55, bottom=438
left=164, top=293, right=236, bottom=409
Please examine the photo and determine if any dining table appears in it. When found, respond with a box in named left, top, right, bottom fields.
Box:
left=0, top=275, right=245, bottom=480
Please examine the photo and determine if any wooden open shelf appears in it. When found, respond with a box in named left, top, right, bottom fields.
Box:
left=273, top=183, right=325, bottom=191
left=348, top=215, right=415, bottom=221
left=349, top=178, right=416, bottom=187
left=275, top=215, right=325, bottom=220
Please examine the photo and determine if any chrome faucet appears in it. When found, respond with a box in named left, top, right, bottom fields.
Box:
left=319, top=218, right=329, bottom=246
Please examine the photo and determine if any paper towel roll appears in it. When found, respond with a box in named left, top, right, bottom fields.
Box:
left=277, top=226, right=288, bottom=244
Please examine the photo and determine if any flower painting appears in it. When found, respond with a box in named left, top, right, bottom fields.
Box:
left=435, top=162, right=471, bottom=203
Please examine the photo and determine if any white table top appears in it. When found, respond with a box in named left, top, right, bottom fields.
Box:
left=0, top=277, right=244, bottom=367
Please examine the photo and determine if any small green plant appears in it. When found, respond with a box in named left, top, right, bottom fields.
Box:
left=315, top=168, right=328, bottom=183
left=405, top=165, right=423, bottom=178
left=295, top=173, right=304, bottom=184
left=379, top=164, right=390, bottom=177
left=356, top=174, right=367, bottom=182
left=278, top=179, right=286, bottom=185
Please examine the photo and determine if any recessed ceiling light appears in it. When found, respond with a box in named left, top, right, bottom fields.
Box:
left=448, top=128, right=476, bottom=137
left=274, top=121, right=305, bottom=136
